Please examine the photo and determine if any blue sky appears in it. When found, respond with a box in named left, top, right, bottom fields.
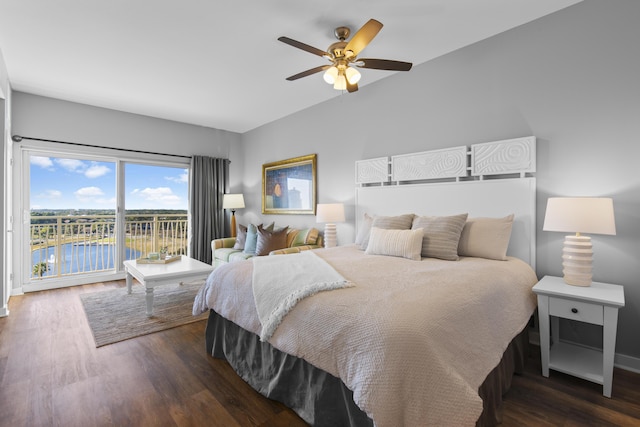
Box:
left=30, top=155, right=188, bottom=210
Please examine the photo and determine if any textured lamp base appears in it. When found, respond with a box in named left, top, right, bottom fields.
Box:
left=324, top=223, right=337, bottom=248
left=561, top=235, right=593, bottom=286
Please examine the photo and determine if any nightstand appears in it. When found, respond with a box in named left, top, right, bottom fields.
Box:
left=533, top=275, right=625, bottom=397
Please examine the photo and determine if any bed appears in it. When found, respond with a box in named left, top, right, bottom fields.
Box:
left=194, top=137, right=539, bottom=426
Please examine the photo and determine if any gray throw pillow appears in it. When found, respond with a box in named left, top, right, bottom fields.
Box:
left=411, top=213, right=468, bottom=261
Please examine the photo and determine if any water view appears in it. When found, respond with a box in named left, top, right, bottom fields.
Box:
left=28, top=157, right=190, bottom=283
left=32, top=242, right=141, bottom=278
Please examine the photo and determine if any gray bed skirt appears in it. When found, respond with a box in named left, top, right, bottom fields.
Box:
left=205, top=309, right=528, bottom=426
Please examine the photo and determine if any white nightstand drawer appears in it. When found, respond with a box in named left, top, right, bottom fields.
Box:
left=549, top=297, right=603, bottom=325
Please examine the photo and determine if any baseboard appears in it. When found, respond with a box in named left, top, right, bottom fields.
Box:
left=530, top=333, right=640, bottom=374
left=615, top=353, right=640, bottom=374
left=0, top=306, right=8, bottom=317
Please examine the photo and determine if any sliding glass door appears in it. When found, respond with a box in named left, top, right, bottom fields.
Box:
left=18, top=143, right=190, bottom=292
left=29, top=155, right=118, bottom=281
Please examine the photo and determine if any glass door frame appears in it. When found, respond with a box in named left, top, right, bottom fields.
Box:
left=14, top=139, right=191, bottom=293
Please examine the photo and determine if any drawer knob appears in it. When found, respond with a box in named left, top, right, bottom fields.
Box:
left=571, top=308, right=578, bottom=314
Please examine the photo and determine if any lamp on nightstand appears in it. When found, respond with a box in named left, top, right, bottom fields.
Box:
left=223, top=193, right=245, bottom=238
left=543, top=197, right=616, bottom=286
left=316, top=203, right=345, bottom=248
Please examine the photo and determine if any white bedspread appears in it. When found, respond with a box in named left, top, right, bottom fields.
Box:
left=193, top=244, right=538, bottom=426
left=252, top=251, right=352, bottom=341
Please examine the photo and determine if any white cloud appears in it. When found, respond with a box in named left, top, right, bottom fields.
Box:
left=31, top=156, right=54, bottom=169
left=75, top=186, right=105, bottom=198
left=55, top=158, right=84, bottom=172
left=136, top=187, right=182, bottom=205
left=85, top=162, right=110, bottom=179
left=165, top=169, right=189, bottom=184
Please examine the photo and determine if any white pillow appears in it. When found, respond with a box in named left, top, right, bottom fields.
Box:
left=365, top=227, right=424, bottom=261
left=355, top=213, right=374, bottom=248
left=458, top=214, right=514, bottom=260
left=359, top=213, right=415, bottom=250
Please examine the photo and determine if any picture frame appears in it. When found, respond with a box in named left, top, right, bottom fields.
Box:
left=262, top=154, right=317, bottom=215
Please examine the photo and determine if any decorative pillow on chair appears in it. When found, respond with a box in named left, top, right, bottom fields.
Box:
left=291, top=228, right=320, bottom=247
left=411, top=213, right=468, bottom=261
left=243, top=222, right=274, bottom=255
left=233, top=224, right=248, bottom=250
left=458, top=214, right=514, bottom=260
left=365, top=227, right=424, bottom=261
left=255, top=225, right=289, bottom=256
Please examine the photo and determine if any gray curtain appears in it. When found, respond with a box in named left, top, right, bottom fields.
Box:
left=190, top=155, right=230, bottom=264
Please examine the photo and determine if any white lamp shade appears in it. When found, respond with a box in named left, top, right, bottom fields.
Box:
left=323, top=66, right=338, bottom=84
left=345, top=66, right=361, bottom=84
left=543, top=197, right=616, bottom=235
left=223, top=193, right=245, bottom=210
left=333, top=74, right=347, bottom=91
left=316, top=203, right=345, bottom=223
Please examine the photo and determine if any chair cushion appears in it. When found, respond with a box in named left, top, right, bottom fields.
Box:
left=215, top=248, right=241, bottom=263
left=228, top=251, right=255, bottom=262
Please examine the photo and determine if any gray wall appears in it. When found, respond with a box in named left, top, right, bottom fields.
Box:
left=239, top=0, right=640, bottom=364
left=11, top=92, right=240, bottom=159
left=7, top=92, right=242, bottom=294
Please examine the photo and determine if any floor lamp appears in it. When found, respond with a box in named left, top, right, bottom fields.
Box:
left=223, top=194, right=245, bottom=238
left=316, top=203, right=345, bottom=248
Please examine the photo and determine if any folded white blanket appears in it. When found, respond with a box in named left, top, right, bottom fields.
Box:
left=252, top=251, right=353, bottom=341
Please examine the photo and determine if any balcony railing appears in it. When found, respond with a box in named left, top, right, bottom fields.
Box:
left=30, top=214, right=188, bottom=280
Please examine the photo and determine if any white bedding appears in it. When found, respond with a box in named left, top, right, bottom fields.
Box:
left=193, top=244, right=538, bottom=426
left=252, top=250, right=353, bottom=341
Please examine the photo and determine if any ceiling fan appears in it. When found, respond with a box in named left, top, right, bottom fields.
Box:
left=278, top=19, right=412, bottom=93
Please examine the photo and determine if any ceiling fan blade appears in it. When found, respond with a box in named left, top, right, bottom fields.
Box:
left=278, top=36, right=329, bottom=57
left=344, top=19, right=383, bottom=57
left=285, top=65, right=331, bottom=81
left=346, top=81, right=358, bottom=93
left=358, top=58, right=413, bottom=71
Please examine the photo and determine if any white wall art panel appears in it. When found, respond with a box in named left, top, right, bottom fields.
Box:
left=355, top=157, right=389, bottom=184
left=391, top=146, right=468, bottom=182
left=471, top=136, right=536, bottom=176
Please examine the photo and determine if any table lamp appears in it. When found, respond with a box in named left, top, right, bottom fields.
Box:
left=316, top=203, right=345, bottom=248
left=223, top=193, right=245, bottom=238
left=543, top=197, right=616, bottom=286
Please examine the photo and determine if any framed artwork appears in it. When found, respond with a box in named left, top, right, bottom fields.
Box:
left=262, top=154, right=317, bottom=215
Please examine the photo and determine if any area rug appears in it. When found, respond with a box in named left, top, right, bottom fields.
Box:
left=80, top=281, right=207, bottom=347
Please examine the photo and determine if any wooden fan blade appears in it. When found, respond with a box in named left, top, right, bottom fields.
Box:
left=344, top=19, right=383, bottom=57
left=278, top=36, right=329, bottom=57
left=346, top=81, right=358, bottom=93
left=285, top=65, right=331, bottom=81
left=358, top=58, right=413, bottom=71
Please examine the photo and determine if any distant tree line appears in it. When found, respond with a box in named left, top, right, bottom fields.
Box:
left=30, top=209, right=188, bottom=225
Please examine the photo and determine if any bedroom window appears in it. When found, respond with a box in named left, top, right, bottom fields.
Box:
left=16, top=142, right=190, bottom=292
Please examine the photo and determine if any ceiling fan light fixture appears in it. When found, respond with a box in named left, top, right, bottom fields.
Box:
left=323, top=66, right=338, bottom=84
left=333, top=74, right=347, bottom=91
left=345, top=66, right=361, bottom=84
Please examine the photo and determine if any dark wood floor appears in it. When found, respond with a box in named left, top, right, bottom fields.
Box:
left=1, top=281, right=639, bottom=426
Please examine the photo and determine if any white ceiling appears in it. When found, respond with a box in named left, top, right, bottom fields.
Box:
left=0, top=0, right=581, bottom=134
